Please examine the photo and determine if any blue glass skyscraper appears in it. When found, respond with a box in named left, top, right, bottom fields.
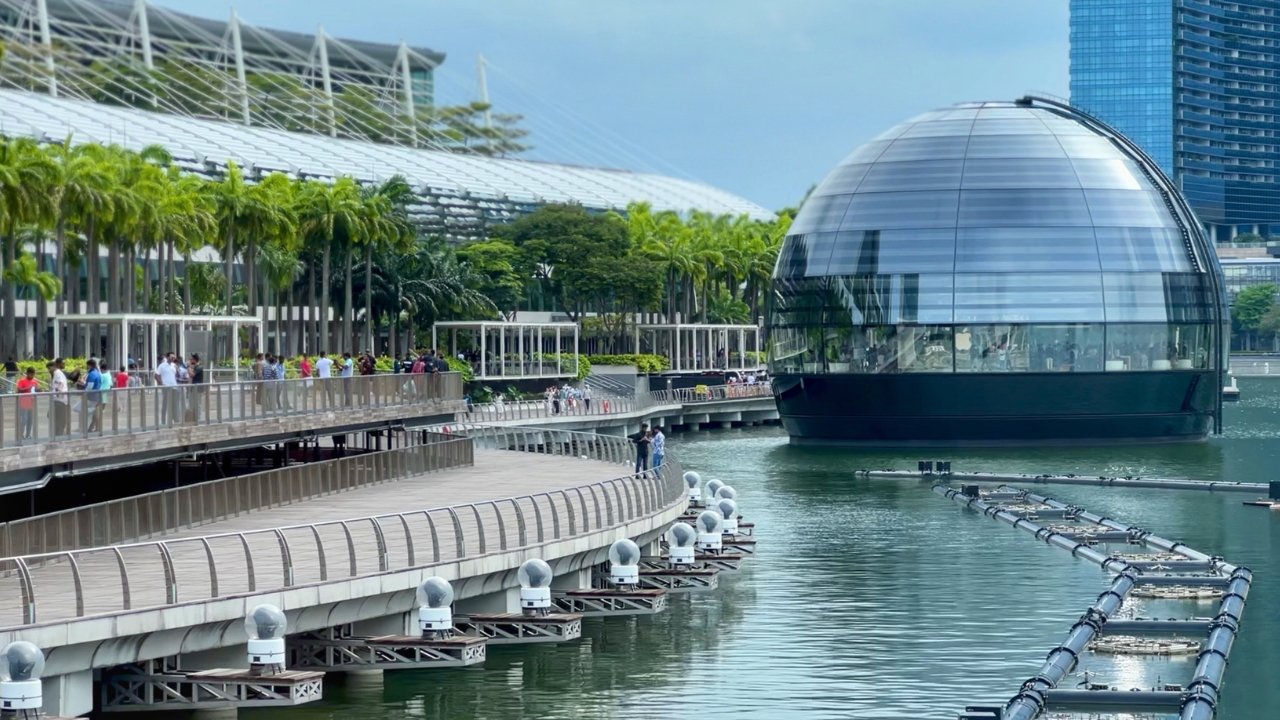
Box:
left=1070, top=0, right=1280, bottom=242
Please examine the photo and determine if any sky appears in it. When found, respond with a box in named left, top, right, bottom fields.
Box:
left=152, top=0, right=1070, bottom=211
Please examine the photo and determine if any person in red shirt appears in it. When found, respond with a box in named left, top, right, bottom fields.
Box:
left=115, top=366, right=130, bottom=391
left=15, top=367, right=38, bottom=439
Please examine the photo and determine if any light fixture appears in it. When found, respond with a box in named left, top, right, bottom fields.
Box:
left=518, top=558, right=553, bottom=615
left=417, top=577, right=455, bottom=638
left=244, top=604, right=287, bottom=674
left=705, top=479, right=725, bottom=500
left=695, top=509, right=723, bottom=553
left=666, top=522, right=698, bottom=567
left=717, top=498, right=740, bottom=535
left=684, top=471, right=703, bottom=505
left=0, top=641, right=44, bottom=712
left=608, top=539, right=641, bottom=587
left=714, top=485, right=738, bottom=502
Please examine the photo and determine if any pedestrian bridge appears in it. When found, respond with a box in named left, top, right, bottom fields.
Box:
left=0, top=427, right=686, bottom=716
left=0, top=377, right=775, bottom=494
left=0, top=374, right=466, bottom=493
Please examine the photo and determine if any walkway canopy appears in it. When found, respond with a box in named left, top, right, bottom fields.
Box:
left=635, top=323, right=763, bottom=373
left=432, top=321, right=580, bottom=382
left=52, top=314, right=264, bottom=377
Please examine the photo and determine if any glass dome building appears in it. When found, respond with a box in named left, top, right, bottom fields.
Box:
left=767, top=96, right=1226, bottom=445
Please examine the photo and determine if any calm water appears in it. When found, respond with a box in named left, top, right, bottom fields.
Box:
left=260, top=378, right=1280, bottom=720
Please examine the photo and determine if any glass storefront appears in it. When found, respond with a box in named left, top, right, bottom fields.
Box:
left=768, top=272, right=1216, bottom=375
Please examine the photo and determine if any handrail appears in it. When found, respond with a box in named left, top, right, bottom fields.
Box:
left=0, top=425, right=685, bottom=629
left=459, top=381, right=773, bottom=424
left=0, top=372, right=464, bottom=451
left=0, top=433, right=473, bottom=558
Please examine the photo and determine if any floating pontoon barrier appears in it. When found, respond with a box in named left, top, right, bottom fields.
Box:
left=938, top=483, right=1252, bottom=720
left=1087, top=635, right=1200, bottom=655
left=858, top=468, right=1268, bottom=494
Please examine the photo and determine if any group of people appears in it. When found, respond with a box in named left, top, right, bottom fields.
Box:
left=543, top=384, right=592, bottom=415
left=629, top=423, right=666, bottom=474
left=9, top=352, right=202, bottom=438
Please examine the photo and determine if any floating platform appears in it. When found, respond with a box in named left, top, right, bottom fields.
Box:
left=638, top=567, right=719, bottom=592
left=1100, top=618, right=1211, bottom=636
left=100, top=661, right=324, bottom=711
left=642, top=554, right=745, bottom=572
left=287, top=628, right=486, bottom=671
left=722, top=537, right=757, bottom=555
left=1130, top=584, right=1226, bottom=600
left=551, top=588, right=667, bottom=616
left=1087, top=635, right=1200, bottom=655
left=454, top=612, right=583, bottom=645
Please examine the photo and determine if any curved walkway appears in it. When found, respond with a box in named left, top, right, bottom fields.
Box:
left=0, top=429, right=683, bottom=634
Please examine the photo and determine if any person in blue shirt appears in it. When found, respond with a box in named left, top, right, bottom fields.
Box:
left=651, top=426, right=666, bottom=469
left=83, top=358, right=105, bottom=432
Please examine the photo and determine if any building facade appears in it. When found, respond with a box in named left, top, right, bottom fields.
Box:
left=766, top=97, right=1226, bottom=445
left=1069, top=0, right=1280, bottom=243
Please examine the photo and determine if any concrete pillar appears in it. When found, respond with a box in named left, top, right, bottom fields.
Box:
left=41, top=670, right=93, bottom=717
left=456, top=587, right=519, bottom=614
left=551, top=568, right=591, bottom=591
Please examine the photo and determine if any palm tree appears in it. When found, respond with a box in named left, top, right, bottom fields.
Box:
left=210, top=162, right=251, bottom=315
left=0, top=136, right=56, bottom=359
left=46, top=139, right=113, bottom=355
left=359, top=175, right=415, bottom=351
left=297, top=177, right=363, bottom=352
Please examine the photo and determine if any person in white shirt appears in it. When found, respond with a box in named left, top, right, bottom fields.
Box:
left=50, top=358, right=69, bottom=435
left=315, top=351, right=334, bottom=407
left=155, top=354, right=178, bottom=424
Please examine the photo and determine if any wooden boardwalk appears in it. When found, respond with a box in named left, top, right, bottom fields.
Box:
left=0, top=448, right=670, bottom=629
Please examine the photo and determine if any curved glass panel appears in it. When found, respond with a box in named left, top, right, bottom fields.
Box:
left=771, top=100, right=1223, bottom=380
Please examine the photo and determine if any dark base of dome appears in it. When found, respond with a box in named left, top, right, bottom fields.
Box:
left=773, top=371, right=1218, bottom=447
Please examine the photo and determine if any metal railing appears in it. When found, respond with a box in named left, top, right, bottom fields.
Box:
left=648, top=382, right=773, bottom=405
left=463, top=395, right=648, bottom=423
left=0, top=433, right=474, bottom=559
left=459, top=383, right=774, bottom=424
left=0, top=373, right=463, bottom=450
left=0, top=427, right=684, bottom=628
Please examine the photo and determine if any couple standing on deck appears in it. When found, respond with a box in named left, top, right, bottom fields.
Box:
left=630, top=423, right=665, bottom=474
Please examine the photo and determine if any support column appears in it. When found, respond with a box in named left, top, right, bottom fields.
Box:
left=35, top=0, right=57, bottom=96
left=229, top=10, right=251, bottom=125
left=315, top=28, right=337, bottom=137
left=41, top=670, right=93, bottom=717
left=480, top=328, right=487, bottom=380
left=499, top=328, right=505, bottom=378
left=120, top=322, right=131, bottom=376
left=675, top=326, right=681, bottom=373
left=396, top=42, right=416, bottom=143
left=134, top=0, right=154, bottom=70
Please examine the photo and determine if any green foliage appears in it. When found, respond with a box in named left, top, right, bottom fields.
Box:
left=446, top=355, right=475, bottom=383
left=456, top=239, right=524, bottom=316
left=586, top=353, right=670, bottom=373
left=1233, top=284, right=1276, bottom=331
left=1234, top=232, right=1267, bottom=244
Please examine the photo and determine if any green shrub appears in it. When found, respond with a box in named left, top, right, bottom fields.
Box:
left=586, top=353, right=670, bottom=373
left=446, top=356, right=475, bottom=383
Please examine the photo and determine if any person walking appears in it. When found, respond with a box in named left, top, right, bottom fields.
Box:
left=583, top=384, right=592, bottom=413
left=651, top=425, right=666, bottom=469
left=340, top=352, right=354, bottom=406
left=187, top=354, right=205, bottom=422
left=49, top=359, right=69, bottom=436
left=298, top=354, right=312, bottom=408
left=316, top=351, right=334, bottom=407
left=82, top=358, right=105, bottom=433
left=154, top=354, right=178, bottom=424
left=15, top=367, right=37, bottom=440
left=630, top=423, right=651, bottom=474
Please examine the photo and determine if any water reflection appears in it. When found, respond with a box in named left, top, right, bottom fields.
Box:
left=259, top=377, right=1280, bottom=720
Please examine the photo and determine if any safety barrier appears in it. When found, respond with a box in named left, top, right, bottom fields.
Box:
left=0, top=433, right=473, bottom=558
left=0, top=426, right=684, bottom=628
